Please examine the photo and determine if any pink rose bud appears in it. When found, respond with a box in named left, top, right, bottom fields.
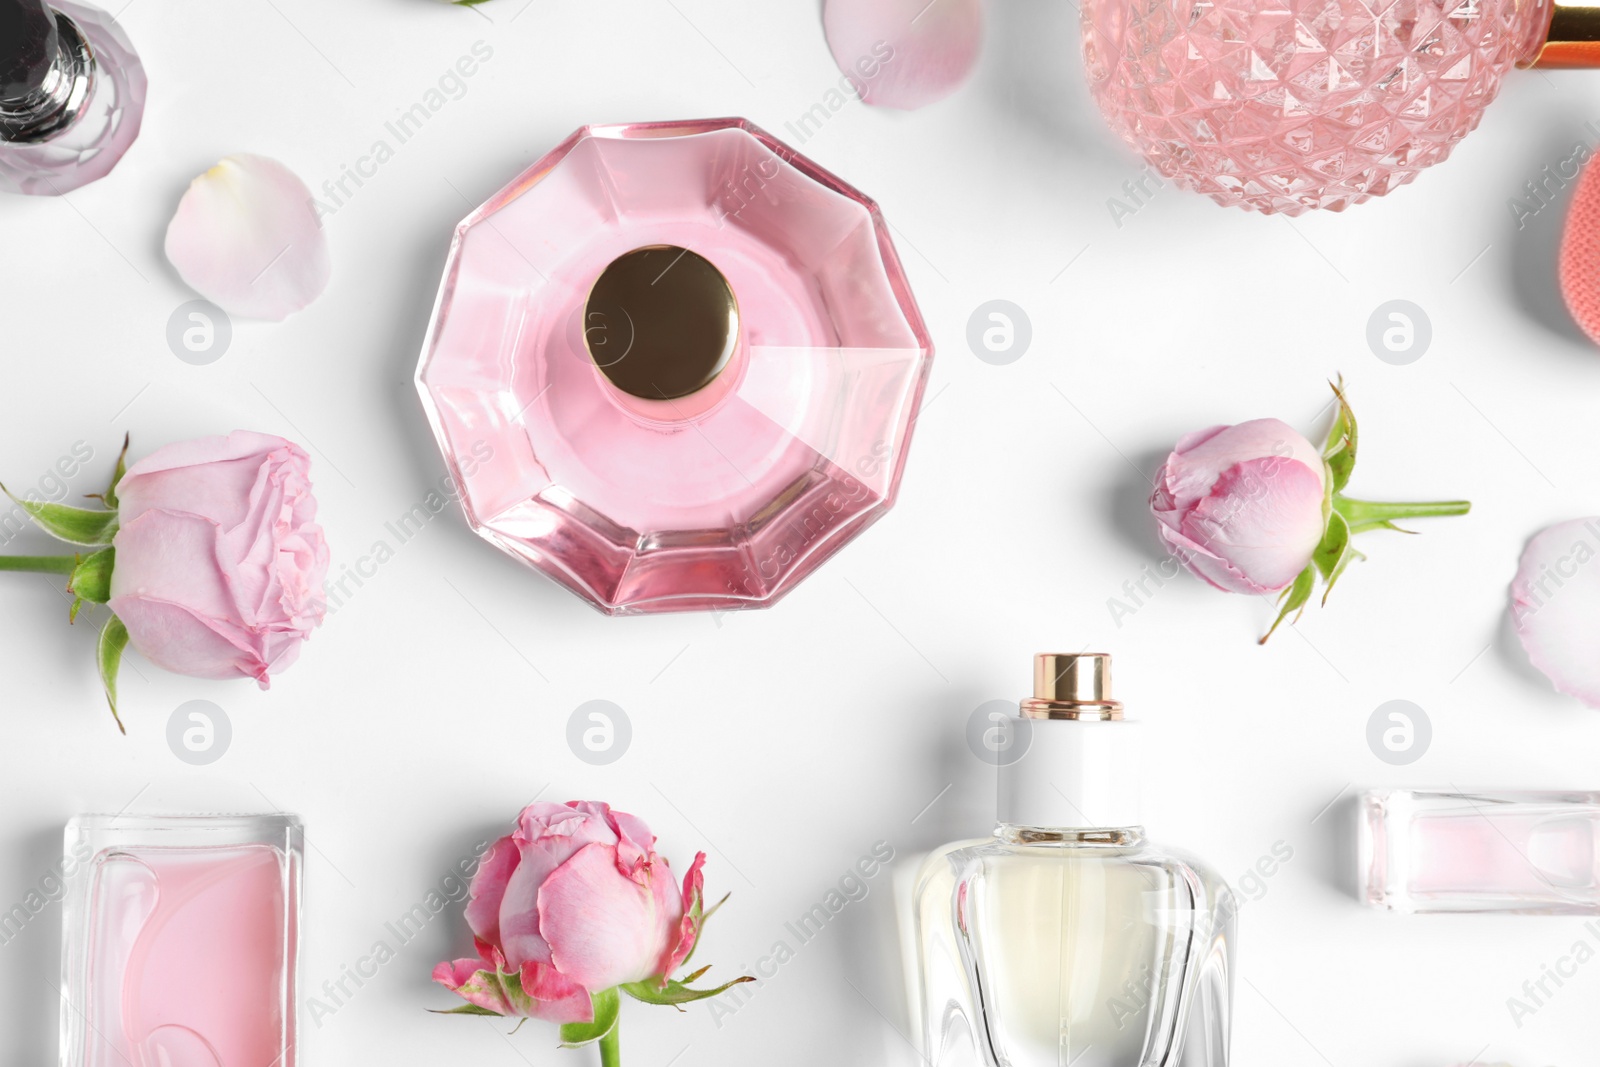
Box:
left=1151, top=418, right=1328, bottom=596
left=1, top=431, right=329, bottom=731
left=1149, top=382, right=1470, bottom=642
left=434, top=801, right=748, bottom=1044
left=109, top=431, right=329, bottom=687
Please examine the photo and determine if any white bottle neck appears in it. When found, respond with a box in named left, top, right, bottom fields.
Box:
left=997, top=718, right=1142, bottom=830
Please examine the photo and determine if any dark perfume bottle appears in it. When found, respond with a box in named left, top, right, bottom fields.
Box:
left=0, top=0, right=144, bottom=194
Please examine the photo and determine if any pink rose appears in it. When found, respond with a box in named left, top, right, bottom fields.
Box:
left=434, top=801, right=706, bottom=1023
left=1511, top=518, right=1600, bottom=709
left=108, top=431, right=329, bottom=688
left=1151, top=418, right=1327, bottom=595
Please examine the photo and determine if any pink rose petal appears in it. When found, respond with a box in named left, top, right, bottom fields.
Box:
left=432, top=960, right=516, bottom=1016
left=539, top=843, right=681, bottom=992
left=164, top=154, right=330, bottom=321
left=1512, top=518, right=1600, bottom=708
left=658, top=851, right=706, bottom=981
left=823, top=0, right=983, bottom=110
left=464, top=835, right=519, bottom=953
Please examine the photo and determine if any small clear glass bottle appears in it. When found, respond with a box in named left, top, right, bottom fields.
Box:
left=914, top=654, right=1235, bottom=1067
left=1360, top=788, right=1600, bottom=914
left=0, top=0, right=145, bottom=195
left=59, top=814, right=302, bottom=1067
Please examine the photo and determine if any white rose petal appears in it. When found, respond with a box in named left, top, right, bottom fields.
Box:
left=823, top=0, right=983, bottom=111
left=164, top=154, right=330, bottom=322
left=1512, top=517, right=1600, bottom=708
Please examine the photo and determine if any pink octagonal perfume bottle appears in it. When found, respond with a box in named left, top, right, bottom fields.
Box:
left=416, top=119, right=933, bottom=615
left=1083, top=0, right=1600, bottom=214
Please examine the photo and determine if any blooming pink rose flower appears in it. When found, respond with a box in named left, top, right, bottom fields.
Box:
left=107, top=431, right=329, bottom=687
left=1151, top=418, right=1327, bottom=595
left=434, top=801, right=706, bottom=1023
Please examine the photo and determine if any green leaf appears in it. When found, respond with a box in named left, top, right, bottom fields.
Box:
left=1, top=486, right=117, bottom=546
left=1259, top=565, right=1315, bottom=645
left=559, top=987, right=619, bottom=1048
left=98, top=614, right=130, bottom=734
left=428, top=1002, right=502, bottom=1016
left=1320, top=378, right=1359, bottom=495
left=620, top=972, right=755, bottom=1007
left=69, top=547, right=115, bottom=614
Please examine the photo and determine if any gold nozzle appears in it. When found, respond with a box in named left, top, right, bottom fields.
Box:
left=1524, top=0, right=1600, bottom=67
left=1021, top=653, right=1124, bottom=721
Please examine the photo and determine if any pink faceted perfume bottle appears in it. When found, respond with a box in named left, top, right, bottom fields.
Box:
left=416, top=119, right=934, bottom=615
left=59, top=815, right=302, bottom=1067
left=1082, top=0, right=1600, bottom=213
left=0, top=0, right=145, bottom=195
left=1361, top=789, right=1600, bottom=913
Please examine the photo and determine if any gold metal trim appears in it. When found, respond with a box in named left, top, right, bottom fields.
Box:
left=1020, top=652, right=1124, bottom=721
left=1526, top=0, right=1600, bottom=67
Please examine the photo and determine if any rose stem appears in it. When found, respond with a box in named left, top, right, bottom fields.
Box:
left=0, top=555, right=77, bottom=574
left=1334, top=498, right=1471, bottom=530
left=599, top=1023, right=621, bottom=1067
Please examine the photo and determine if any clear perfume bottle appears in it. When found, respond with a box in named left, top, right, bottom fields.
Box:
left=59, top=814, right=302, bottom=1067
left=1082, top=0, right=1600, bottom=214
left=914, top=654, right=1235, bottom=1067
left=415, top=118, right=934, bottom=615
left=1360, top=788, right=1600, bottom=914
left=0, top=0, right=145, bottom=195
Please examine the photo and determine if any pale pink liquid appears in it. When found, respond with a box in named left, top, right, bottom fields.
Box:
left=417, top=120, right=933, bottom=614
left=83, top=845, right=295, bottom=1067
left=1409, top=812, right=1599, bottom=897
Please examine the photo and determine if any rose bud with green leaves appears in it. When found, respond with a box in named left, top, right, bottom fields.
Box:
left=433, top=801, right=751, bottom=1066
left=0, top=431, right=330, bottom=731
left=1150, top=381, right=1470, bottom=642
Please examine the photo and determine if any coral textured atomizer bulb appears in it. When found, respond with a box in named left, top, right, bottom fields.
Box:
left=1082, top=0, right=1597, bottom=214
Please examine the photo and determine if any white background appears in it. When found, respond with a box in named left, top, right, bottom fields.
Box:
left=2, top=1, right=1599, bottom=1065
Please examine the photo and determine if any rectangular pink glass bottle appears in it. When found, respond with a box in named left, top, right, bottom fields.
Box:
left=1360, top=789, right=1600, bottom=914
left=59, top=814, right=302, bottom=1067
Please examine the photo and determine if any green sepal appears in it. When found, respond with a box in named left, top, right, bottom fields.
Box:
left=1320, top=378, right=1359, bottom=495
left=98, top=615, right=130, bottom=735
left=428, top=1002, right=501, bottom=1016
left=620, top=970, right=754, bottom=1007
left=559, top=987, right=619, bottom=1047
left=69, top=548, right=115, bottom=619
left=1, top=486, right=117, bottom=547
left=1310, top=511, right=1349, bottom=582
left=1310, top=512, right=1364, bottom=606
left=674, top=889, right=726, bottom=973
left=1260, top=565, right=1315, bottom=645
left=100, top=434, right=130, bottom=510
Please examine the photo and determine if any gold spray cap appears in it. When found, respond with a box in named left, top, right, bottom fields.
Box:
left=1021, top=653, right=1124, bottom=721
left=583, top=244, right=740, bottom=401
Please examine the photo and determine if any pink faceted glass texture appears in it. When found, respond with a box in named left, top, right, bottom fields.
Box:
left=1082, top=0, right=1553, bottom=214
left=416, top=119, right=934, bottom=615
